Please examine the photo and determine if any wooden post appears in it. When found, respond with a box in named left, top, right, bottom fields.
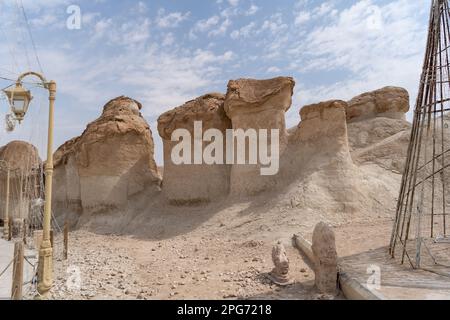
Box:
left=8, top=217, right=12, bottom=241
left=63, top=222, right=68, bottom=260
left=23, top=219, right=27, bottom=245
left=11, top=241, right=24, bottom=300
left=50, top=230, right=54, bottom=248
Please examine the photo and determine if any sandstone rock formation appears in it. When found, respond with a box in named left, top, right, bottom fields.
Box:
left=157, top=93, right=231, bottom=204
left=346, top=86, right=409, bottom=122
left=53, top=96, right=161, bottom=224
left=0, top=141, right=42, bottom=220
left=288, top=100, right=352, bottom=171
left=46, top=80, right=413, bottom=237
left=280, top=100, right=366, bottom=215
left=346, top=87, right=411, bottom=173
left=312, top=222, right=338, bottom=295
left=267, top=241, right=293, bottom=286
left=224, top=77, right=295, bottom=196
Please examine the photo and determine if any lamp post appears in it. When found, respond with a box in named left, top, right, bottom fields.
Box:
left=3, top=71, right=56, bottom=297
left=0, top=160, right=10, bottom=240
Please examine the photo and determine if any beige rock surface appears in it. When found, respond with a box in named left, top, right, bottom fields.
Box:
left=224, top=77, right=295, bottom=196
left=291, top=100, right=351, bottom=168
left=157, top=93, right=231, bottom=204
left=346, top=87, right=411, bottom=173
left=279, top=100, right=364, bottom=216
left=52, top=96, right=161, bottom=225
left=268, top=241, right=293, bottom=286
left=0, top=141, right=42, bottom=220
left=312, top=222, right=338, bottom=295
left=346, top=86, right=409, bottom=122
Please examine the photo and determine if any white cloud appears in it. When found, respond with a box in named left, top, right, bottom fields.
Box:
left=192, top=15, right=220, bottom=33
left=156, top=9, right=190, bottom=28
left=294, top=11, right=311, bottom=25
left=267, top=66, right=281, bottom=73
left=91, top=17, right=151, bottom=45
left=162, top=32, right=175, bottom=46
left=208, top=18, right=231, bottom=37
left=230, top=22, right=257, bottom=39
left=245, top=4, right=259, bottom=16
left=30, top=14, right=58, bottom=28
left=262, top=13, right=288, bottom=35
left=228, top=0, right=239, bottom=7
left=289, top=0, right=427, bottom=117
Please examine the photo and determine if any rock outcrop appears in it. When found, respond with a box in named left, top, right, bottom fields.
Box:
left=346, top=86, right=409, bottom=122
left=224, top=77, right=295, bottom=196
left=280, top=100, right=364, bottom=215
left=53, top=96, right=161, bottom=224
left=346, top=87, right=411, bottom=173
left=157, top=93, right=231, bottom=204
left=0, top=141, right=42, bottom=220
left=291, top=100, right=351, bottom=167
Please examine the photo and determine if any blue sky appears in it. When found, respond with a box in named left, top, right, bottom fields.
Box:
left=0, top=0, right=429, bottom=164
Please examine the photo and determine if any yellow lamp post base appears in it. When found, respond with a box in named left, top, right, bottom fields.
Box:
left=37, top=240, right=53, bottom=297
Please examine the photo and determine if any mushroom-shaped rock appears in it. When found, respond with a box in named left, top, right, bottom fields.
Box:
left=224, top=77, right=295, bottom=196
left=157, top=93, right=231, bottom=204
left=346, top=87, right=411, bottom=172
left=312, top=222, right=338, bottom=295
left=346, top=86, right=409, bottom=122
left=0, top=141, right=42, bottom=220
left=52, top=96, right=161, bottom=223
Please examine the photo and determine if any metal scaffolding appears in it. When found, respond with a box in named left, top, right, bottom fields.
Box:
left=390, top=0, right=450, bottom=269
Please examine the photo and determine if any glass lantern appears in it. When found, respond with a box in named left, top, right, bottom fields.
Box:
left=3, top=83, right=33, bottom=123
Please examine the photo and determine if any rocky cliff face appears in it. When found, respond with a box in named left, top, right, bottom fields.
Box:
left=53, top=96, right=161, bottom=225
left=224, top=77, right=295, bottom=196
left=0, top=141, right=42, bottom=220
left=346, top=86, right=409, bottom=122
left=157, top=93, right=231, bottom=204
left=49, top=80, right=414, bottom=234
left=288, top=100, right=352, bottom=170
left=346, top=87, right=412, bottom=173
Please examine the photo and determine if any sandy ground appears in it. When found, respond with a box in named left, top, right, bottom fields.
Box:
left=19, top=218, right=394, bottom=300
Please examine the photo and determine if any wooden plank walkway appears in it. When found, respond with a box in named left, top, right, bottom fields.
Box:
left=339, top=245, right=450, bottom=300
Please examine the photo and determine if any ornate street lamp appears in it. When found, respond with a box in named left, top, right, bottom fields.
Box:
left=2, top=71, right=56, bottom=297
left=0, top=160, right=10, bottom=240
left=3, top=82, right=33, bottom=123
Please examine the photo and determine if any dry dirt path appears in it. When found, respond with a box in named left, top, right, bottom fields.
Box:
left=27, top=219, right=393, bottom=300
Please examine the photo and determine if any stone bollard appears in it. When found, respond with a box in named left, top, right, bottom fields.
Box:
left=312, top=222, right=338, bottom=295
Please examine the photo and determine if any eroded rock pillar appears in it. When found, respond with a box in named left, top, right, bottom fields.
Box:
left=224, top=77, right=295, bottom=196
left=158, top=93, right=232, bottom=204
